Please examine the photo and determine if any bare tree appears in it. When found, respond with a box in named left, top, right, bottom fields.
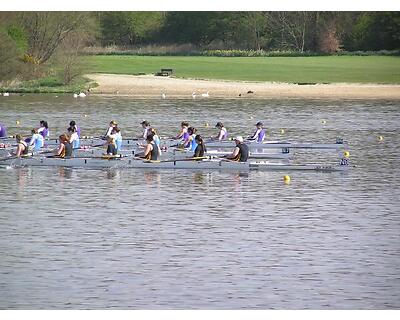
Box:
left=20, top=12, right=87, bottom=65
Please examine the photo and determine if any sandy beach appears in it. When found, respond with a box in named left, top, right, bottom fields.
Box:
left=87, top=74, right=400, bottom=99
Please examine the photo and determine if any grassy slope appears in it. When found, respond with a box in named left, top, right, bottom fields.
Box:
left=82, top=55, right=400, bottom=84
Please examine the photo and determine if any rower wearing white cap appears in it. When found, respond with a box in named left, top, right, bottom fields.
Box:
left=248, top=121, right=266, bottom=143
left=225, top=136, right=249, bottom=162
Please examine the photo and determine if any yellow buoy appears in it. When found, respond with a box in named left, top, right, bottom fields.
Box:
left=16, top=120, right=20, bottom=125
left=204, top=122, right=209, bottom=128
left=321, top=119, right=326, bottom=124
left=280, top=129, right=285, bottom=134
left=283, top=175, right=291, bottom=184
left=344, top=151, right=350, bottom=158
left=378, top=135, right=384, bottom=141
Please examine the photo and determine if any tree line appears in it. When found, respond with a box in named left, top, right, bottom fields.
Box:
left=1, top=12, right=399, bottom=84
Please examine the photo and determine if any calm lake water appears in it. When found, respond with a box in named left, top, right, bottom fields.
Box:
left=0, top=95, right=399, bottom=309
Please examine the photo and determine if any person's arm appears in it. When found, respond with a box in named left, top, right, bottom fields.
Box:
left=57, top=143, right=65, bottom=156
left=194, top=145, right=200, bottom=157
left=226, top=146, right=239, bottom=159
left=16, top=144, right=23, bottom=157
left=141, top=144, right=152, bottom=159
left=248, top=129, right=260, bottom=140
left=29, top=135, right=35, bottom=146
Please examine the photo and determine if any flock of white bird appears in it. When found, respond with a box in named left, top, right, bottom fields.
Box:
left=2, top=91, right=211, bottom=99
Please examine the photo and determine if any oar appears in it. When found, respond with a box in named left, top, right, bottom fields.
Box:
left=144, top=156, right=208, bottom=163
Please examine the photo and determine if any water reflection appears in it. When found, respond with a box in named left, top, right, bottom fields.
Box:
left=0, top=97, right=399, bottom=309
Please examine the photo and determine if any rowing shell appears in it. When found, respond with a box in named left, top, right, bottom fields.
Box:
left=0, top=156, right=350, bottom=171
left=1, top=137, right=348, bottom=150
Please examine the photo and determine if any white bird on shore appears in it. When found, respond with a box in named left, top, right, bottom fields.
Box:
left=201, top=91, right=209, bottom=98
left=78, top=92, right=86, bottom=98
left=3, top=92, right=9, bottom=97
left=73, top=93, right=78, bottom=98
left=192, top=91, right=196, bottom=99
left=161, top=93, right=166, bottom=99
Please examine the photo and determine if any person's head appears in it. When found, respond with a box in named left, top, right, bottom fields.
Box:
left=15, top=134, right=22, bottom=142
left=195, top=134, right=203, bottom=144
left=70, top=120, right=76, bottom=127
left=141, top=120, right=150, bottom=128
left=188, top=127, right=197, bottom=135
left=68, top=126, right=76, bottom=133
left=256, top=121, right=263, bottom=128
left=31, top=128, right=38, bottom=134
left=59, top=134, right=68, bottom=143
left=234, top=136, right=244, bottom=145
left=146, top=134, right=154, bottom=143
left=215, top=122, right=223, bottom=129
left=181, top=121, right=189, bottom=128
left=150, top=128, right=157, bottom=135
left=110, top=120, right=117, bottom=127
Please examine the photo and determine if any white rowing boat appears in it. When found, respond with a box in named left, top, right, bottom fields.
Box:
left=1, top=137, right=348, bottom=150
left=0, top=155, right=350, bottom=172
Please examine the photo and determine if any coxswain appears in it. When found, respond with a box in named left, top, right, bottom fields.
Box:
left=175, top=121, right=189, bottom=141
left=140, top=120, right=152, bottom=139
left=29, top=128, right=44, bottom=151
left=105, top=136, right=118, bottom=156
left=38, top=120, right=49, bottom=138
left=212, top=122, right=228, bottom=141
left=248, top=121, right=266, bottom=143
left=0, top=123, right=7, bottom=138
left=225, top=136, right=249, bottom=162
left=183, top=127, right=198, bottom=152
left=55, top=134, right=73, bottom=158
left=14, top=134, right=29, bottom=157
left=139, top=134, right=159, bottom=161
left=193, top=135, right=207, bottom=158
left=69, top=120, right=81, bottom=137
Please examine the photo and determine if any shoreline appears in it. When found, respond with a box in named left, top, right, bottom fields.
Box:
left=87, top=73, right=400, bottom=100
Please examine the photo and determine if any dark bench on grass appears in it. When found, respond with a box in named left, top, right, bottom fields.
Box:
left=155, top=68, right=174, bottom=76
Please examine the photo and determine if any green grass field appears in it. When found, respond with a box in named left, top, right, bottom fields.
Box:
left=82, top=55, right=400, bottom=84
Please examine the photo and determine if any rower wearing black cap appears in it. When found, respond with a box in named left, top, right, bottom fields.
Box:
left=212, top=122, right=228, bottom=141
left=248, top=121, right=266, bottom=143
left=140, top=120, right=152, bottom=139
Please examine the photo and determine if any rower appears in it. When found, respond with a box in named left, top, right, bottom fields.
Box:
left=29, top=128, right=44, bottom=151
left=55, top=134, right=73, bottom=158
left=149, top=128, right=162, bottom=154
left=0, top=123, right=7, bottom=138
left=104, top=120, right=117, bottom=138
left=184, top=127, right=198, bottom=152
left=105, top=136, right=118, bottom=156
left=139, top=134, right=159, bottom=161
left=175, top=121, right=189, bottom=141
left=140, top=120, right=152, bottom=139
left=69, top=120, right=81, bottom=137
left=68, top=126, right=80, bottom=149
left=194, top=135, right=207, bottom=158
left=14, top=134, right=29, bottom=157
left=212, top=122, right=228, bottom=141
left=38, top=120, right=50, bottom=138
left=225, top=136, right=249, bottom=162
left=248, top=122, right=266, bottom=143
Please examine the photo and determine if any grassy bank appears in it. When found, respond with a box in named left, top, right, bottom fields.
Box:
left=0, top=76, right=97, bottom=94
left=82, top=55, right=400, bottom=84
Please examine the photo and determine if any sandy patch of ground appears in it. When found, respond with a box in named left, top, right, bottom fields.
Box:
left=87, top=74, right=400, bottom=99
